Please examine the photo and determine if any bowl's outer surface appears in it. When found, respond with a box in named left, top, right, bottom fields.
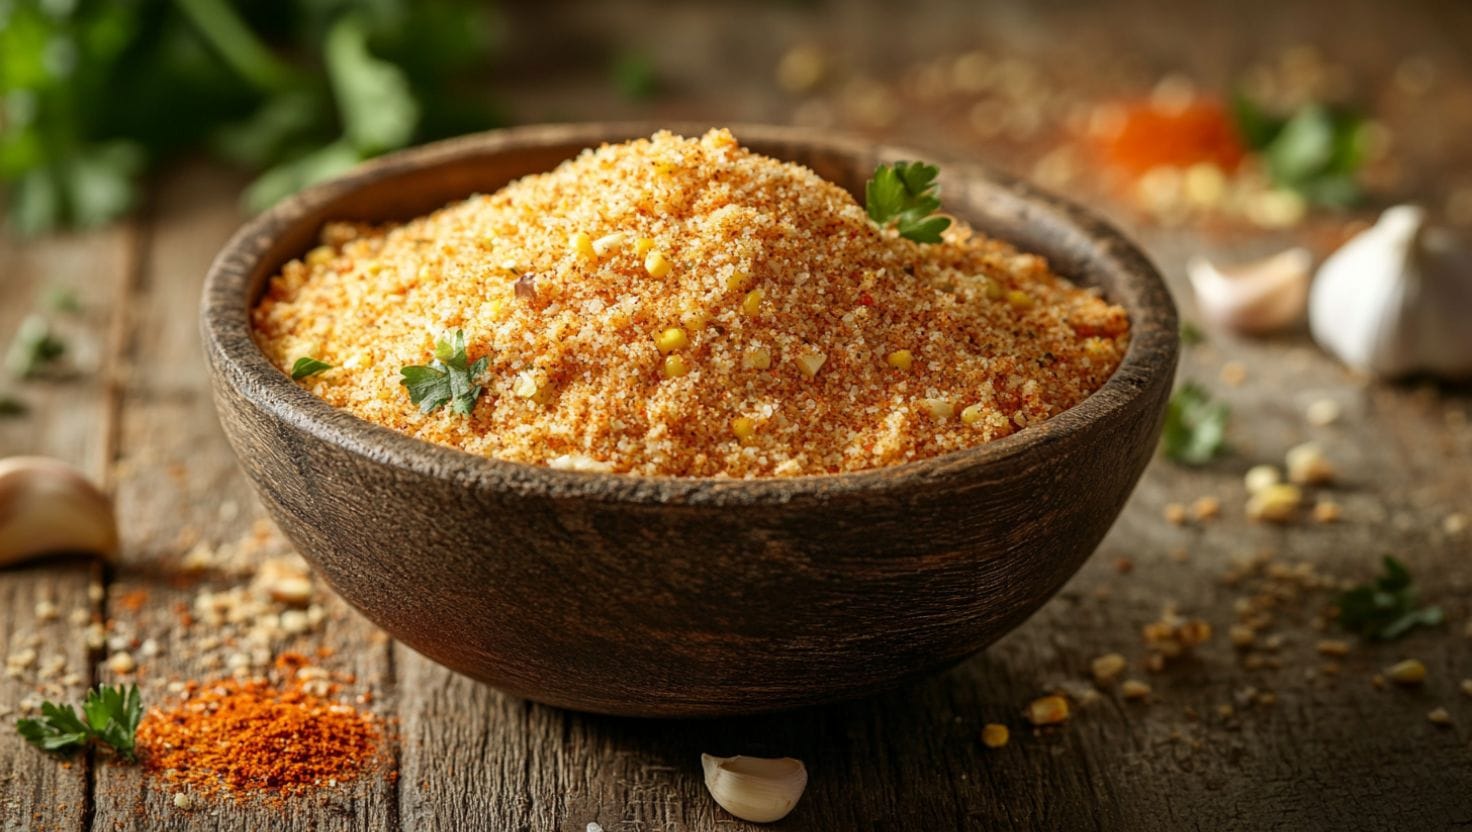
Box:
left=203, top=123, right=1178, bottom=717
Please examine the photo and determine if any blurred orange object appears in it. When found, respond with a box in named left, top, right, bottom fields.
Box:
left=1090, top=96, right=1247, bottom=177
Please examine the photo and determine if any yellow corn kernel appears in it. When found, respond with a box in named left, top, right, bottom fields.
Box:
left=742, top=348, right=772, bottom=370
left=305, top=245, right=335, bottom=267
left=794, top=350, right=827, bottom=379
left=592, top=232, right=626, bottom=257
left=984, top=279, right=1005, bottom=301
left=653, top=327, right=689, bottom=354
left=923, top=398, right=955, bottom=420
left=571, top=231, right=594, bottom=258
left=742, top=289, right=764, bottom=316
left=960, top=403, right=984, bottom=425
left=980, top=723, right=1009, bottom=749
left=1024, top=694, right=1070, bottom=726
left=634, top=237, right=656, bottom=256
left=731, top=417, right=756, bottom=443
left=652, top=160, right=676, bottom=177
left=644, top=249, right=672, bottom=278
left=886, top=349, right=913, bottom=371
left=1006, top=289, right=1034, bottom=310
left=662, top=354, right=690, bottom=378
left=487, top=298, right=507, bottom=320
left=726, top=270, right=752, bottom=291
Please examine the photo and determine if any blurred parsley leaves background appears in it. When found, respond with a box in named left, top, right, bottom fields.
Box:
left=0, top=0, right=505, bottom=235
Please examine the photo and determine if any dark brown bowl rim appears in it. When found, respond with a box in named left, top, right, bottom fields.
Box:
left=201, top=122, right=1177, bottom=506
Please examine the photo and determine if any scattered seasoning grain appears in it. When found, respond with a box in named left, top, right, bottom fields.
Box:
left=1312, top=500, right=1342, bottom=523
left=1163, top=503, right=1188, bottom=525
left=1285, top=442, right=1334, bottom=485
left=1090, top=653, right=1128, bottom=686
left=980, top=723, right=1010, bottom=748
left=1024, top=695, right=1070, bottom=726
left=1386, top=659, right=1426, bottom=686
left=1315, top=639, right=1351, bottom=657
left=1190, top=496, right=1221, bottom=521
left=1427, top=707, right=1453, bottom=726
left=1120, top=679, right=1152, bottom=701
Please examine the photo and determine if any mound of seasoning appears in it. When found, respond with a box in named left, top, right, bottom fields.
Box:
left=137, top=660, right=381, bottom=800
left=253, top=129, right=1129, bottom=477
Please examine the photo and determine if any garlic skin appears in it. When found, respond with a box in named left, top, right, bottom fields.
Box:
left=0, top=456, right=118, bottom=567
left=700, top=754, right=807, bottom=823
left=1186, top=247, right=1312, bottom=334
left=1310, top=205, right=1472, bottom=378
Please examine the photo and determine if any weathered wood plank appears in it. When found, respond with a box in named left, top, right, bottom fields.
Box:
left=0, top=225, right=135, bottom=832
left=88, top=166, right=398, bottom=831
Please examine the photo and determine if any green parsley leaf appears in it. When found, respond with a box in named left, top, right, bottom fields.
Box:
left=5, top=315, right=67, bottom=379
left=16, top=684, right=141, bottom=760
left=1337, top=556, right=1444, bottom=641
left=399, top=330, right=489, bottom=415
left=1231, top=92, right=1368, bottom=208
left=1161, top=382, right=1229, bottom=465
left=325, top=14, right=420, bottom=157
left=864, top=161, right=952, bottom=243
left=291, top=356, right=333, bottom=380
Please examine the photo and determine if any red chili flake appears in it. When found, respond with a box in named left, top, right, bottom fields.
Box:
left=858, top=292, right=875, bottom=307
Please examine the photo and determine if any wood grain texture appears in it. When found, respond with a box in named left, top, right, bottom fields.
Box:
left=0, top=226, right=133, bottom=832
left=87, top=165, right=399, bottom=831
left=2, top=0, right=1472, bottom=828
left=201, top=124, right=1177, bottom=717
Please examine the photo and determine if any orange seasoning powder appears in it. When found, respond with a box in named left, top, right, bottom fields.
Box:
left=137, top=662, right=381, bottom=800
left=1089, top=96, right=1246, bottom=177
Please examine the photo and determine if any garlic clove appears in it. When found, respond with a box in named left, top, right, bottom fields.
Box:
left=0, top=456, right=118, bottom=567
left=1186, top=247, right=1312, bottom=334
left=1310, top=205, right=1472, bottom=378
left=700, top=753, right=807, bottom=823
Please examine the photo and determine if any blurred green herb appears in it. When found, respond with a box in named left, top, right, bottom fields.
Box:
left=1, top=0, right=503, bottom=235
left=0, top=393, right=26, bottom=417
left=45, top=286, right=82, bottom=314
left=611, top=51, right=658, bottom=101
left=1161, top=381, right=1228, bottom=465
left=1232, top=92, right=1368, bottom=207
left=400, top=330, right=488, bottom=415
left=290, top=356, right=332, bottom=380
left=1179, top=320, right=1205, bottom=347
left=865, top=161, right=951, bottom=243
left=1337, top=556, right=1444, bottom=641
left=5, top=315, right=66, bottom=378
left=16, top=684, right=142, bottom=760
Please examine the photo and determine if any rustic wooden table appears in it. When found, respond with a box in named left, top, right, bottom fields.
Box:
left=4, top=1, right=1471, bottom=829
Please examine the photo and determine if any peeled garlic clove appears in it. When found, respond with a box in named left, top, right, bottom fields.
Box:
left=1310, top=205, right=1472, bottom=378
left=700, top=753, right=807, bottom=823
left=0, top=456, right=118, bottom=567
left=1186, top=247, right=1312, bottom=334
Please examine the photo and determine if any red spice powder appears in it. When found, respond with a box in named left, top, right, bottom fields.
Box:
left=1090, top=97, right=1246, bottom=176
left=136, top=669, right=380, bottom=799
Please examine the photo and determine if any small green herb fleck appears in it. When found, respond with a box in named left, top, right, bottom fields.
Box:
left=5, top=315, right=67, bottom=379
left=865, top=161, right=952, bottom=243
left=1161, top=382, right=1229, bottom=465
left=16, top=684, right=142, bottom=761
left=611, top=51, right=658, bottom=101
left=291, top=357, right=333, bottom=380
left=1337, top=556, right=1444, bottom=641
left=1179, top=320, right=1205, bottom=347
left=45, top=287, right=82, bottom=314
left=399, top=330, right=489, bottom=415
left=0, top=394, right=25, bottom=417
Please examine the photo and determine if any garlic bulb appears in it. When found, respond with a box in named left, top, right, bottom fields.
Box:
left=700, top=753, right=807, bottom=823
left=1186, top=247, right=1312, bottom=334
left=0, top=456, right=118, bottom=567
left=1310, top=205, right=1472, bottom=378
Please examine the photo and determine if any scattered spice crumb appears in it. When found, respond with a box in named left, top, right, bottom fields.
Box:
left=1385, top=658, right=1426, bottom=686
left=1120, top=679, right=1152, bottom=701
left=1024, top=695, right=1071, bottom=726
left=980, top=723, right=1010, bottom=748
left=1190, top=496, right=1221, bottom=521
left=1090, top=653, right=1128, bottom=686
left=1220, top=361, right=1247, bottom=386
left=1427, top=707, right=1453, bottom=727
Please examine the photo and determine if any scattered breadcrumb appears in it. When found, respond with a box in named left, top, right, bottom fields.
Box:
left=980, top=723, right=1010, bottom=748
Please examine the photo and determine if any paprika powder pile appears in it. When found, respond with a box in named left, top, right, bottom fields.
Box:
left=137, top=658, right=381, bottom=800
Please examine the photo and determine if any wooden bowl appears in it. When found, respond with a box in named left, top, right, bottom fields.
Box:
left=202, top=123, right=1178, bottom=717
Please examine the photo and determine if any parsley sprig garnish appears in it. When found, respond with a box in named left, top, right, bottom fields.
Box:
left=864, top=161, right=951, bottom=243
left=1161, top=382, right=1229, bottom=465
left=16, top=684, right=142, bottom=761
left=291, top=356, right=332, bottom=380
left=1337, top=556, right=1444, bottom=641
left=399, top=330, right=489, bottom=415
